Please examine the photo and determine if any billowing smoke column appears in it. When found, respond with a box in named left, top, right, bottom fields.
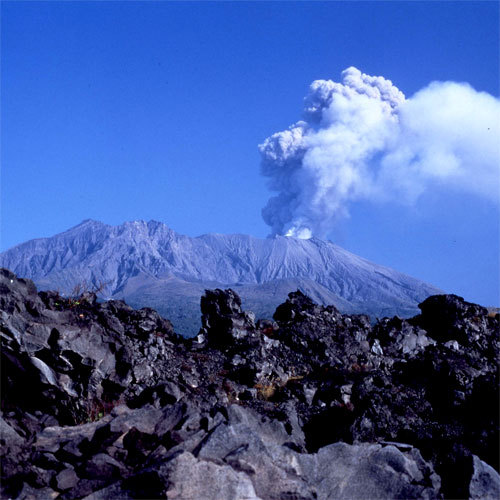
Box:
left=259, top=67, right=500, bottom=239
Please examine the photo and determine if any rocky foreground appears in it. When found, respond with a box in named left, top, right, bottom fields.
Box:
left=1, top=268, right=499, bottom=500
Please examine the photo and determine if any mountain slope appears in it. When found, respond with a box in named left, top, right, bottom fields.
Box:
left=0, top=219, right=442, bottom=335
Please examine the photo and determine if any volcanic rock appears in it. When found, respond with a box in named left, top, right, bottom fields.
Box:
left=469, top=455, right=500, bottom=500
left=1, top=267, right=498, bottom=499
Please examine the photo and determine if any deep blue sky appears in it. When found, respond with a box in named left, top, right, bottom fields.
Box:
left=1, top=1, right=499, bottom=306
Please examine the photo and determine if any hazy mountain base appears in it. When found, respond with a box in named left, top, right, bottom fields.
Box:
left=121, top=276, right=421, bottom=337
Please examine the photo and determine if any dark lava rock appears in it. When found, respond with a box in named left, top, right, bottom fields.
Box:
left=199, top=288, right=258, bottom=348
left=1, top=267, right=499, bottom=499
left=412, top=293, right=494, bottom=347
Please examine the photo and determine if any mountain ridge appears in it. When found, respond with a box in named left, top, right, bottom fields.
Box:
left=0, top=219, right=442, bottom=335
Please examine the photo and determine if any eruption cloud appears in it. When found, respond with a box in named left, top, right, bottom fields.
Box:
left=259, top=67, right=500, bottom=239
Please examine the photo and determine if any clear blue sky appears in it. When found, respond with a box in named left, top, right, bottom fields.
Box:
left=1, top=1, right=499, bottom=306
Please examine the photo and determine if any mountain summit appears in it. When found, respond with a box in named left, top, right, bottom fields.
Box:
left=0, top=219, right=442, bottom=335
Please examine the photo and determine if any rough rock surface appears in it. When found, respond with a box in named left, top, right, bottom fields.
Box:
left=1, top=268, right=498, bottom=499
left=469, top=455, right=500, bottom=500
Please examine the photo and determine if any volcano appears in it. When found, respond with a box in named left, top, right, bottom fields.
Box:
left=0, top=219, right=442, bottom=336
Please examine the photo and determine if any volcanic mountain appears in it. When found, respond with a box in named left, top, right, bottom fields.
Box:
left=0, top=219, right=442, bottom=335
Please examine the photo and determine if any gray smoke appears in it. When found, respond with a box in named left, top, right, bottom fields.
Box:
left=259, top=67, right=500, bottom=239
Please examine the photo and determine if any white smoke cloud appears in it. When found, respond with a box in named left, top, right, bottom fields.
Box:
left=259, top=67, right=500, bottom=239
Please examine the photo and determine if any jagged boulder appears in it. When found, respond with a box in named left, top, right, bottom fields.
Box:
left=412, top=293, right=494, bottom=347
left=470, top=455, right=500, bottom=500
left=199, top=288, right=258, bottom=348
left=273, top=289, right=323, bottom=322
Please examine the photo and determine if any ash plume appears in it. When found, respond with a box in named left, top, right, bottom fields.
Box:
left=259, top=67, right=500, bottom=239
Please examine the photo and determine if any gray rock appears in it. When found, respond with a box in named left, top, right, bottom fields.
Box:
left=55, top=467, right=79, bottom=490
left=81, top=482, right=133, bottom=500
left=34, top=418, right=113, bottom=454
left=108, top=406, right=163, bottom=435
left=30, top=357, right=58, bottom=386
left=0, top=416, right=25, bottom=448
left=160, top=451, right=261, bottom=500
left=14, top=483, right=59, bottom=500
left=298, top=442, right=440, bottom=500
left=469, top=455, right=500, bottom=500
left=83, top=453, right=126, bottom=481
